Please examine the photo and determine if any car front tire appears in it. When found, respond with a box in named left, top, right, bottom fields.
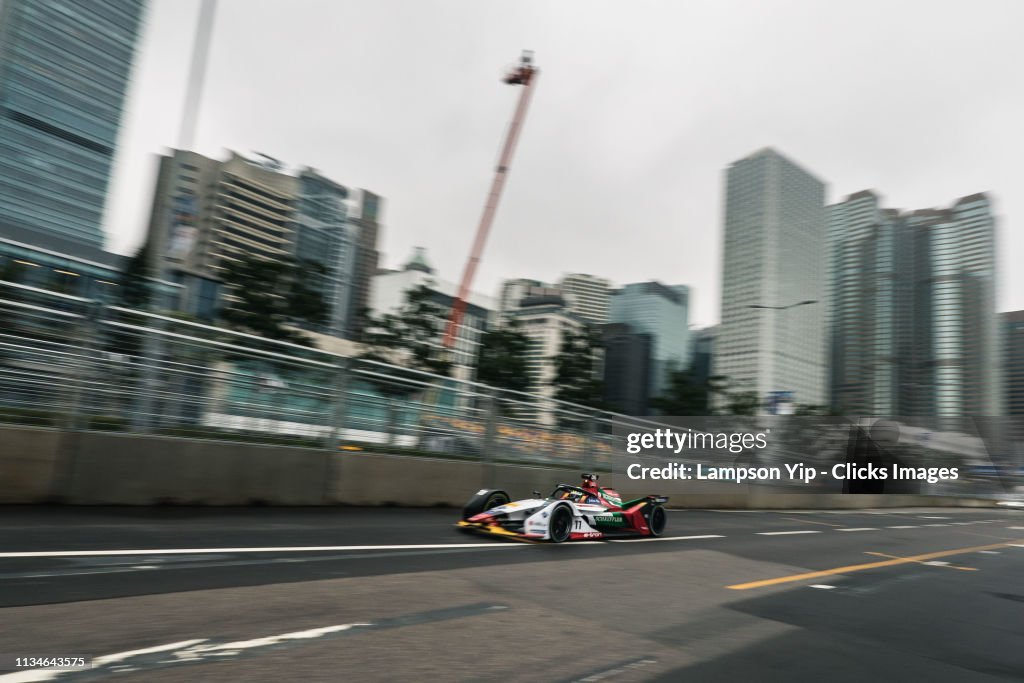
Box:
left=462, top=490, right=510, bottom=520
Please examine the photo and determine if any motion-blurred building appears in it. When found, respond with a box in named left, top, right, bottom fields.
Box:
left=0, top=0, right=145, bottom=249
left=691, top=325, right=717, bottom=386
left=559, top=273, right=611, bottom=325
left=609, top=281, right=691, bottom=398
left=145, top=149, right=378, bottom=335
left=0, top=0, right=146, bottom=296
left=504, top=292, right=587, bottom=426
left=369, top=247, right=493, bottom=384
left=1002, top=311, right=1024, bottom=419
left=827, top=191, right=1003, bottom=418
left=496, top=278, right=559, bottom=323
left=714, top=148, right=828, bottom=408
left=601, top=322, right=652, bottom=416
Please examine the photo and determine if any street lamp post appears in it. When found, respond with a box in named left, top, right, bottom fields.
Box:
left=747, top=300, right=818, bottom=414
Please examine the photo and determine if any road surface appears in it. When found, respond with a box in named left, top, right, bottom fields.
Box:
left=1, top=506, right=1022, bottom=682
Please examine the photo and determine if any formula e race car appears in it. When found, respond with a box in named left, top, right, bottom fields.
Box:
left=456, top=473, right=668, bottom=543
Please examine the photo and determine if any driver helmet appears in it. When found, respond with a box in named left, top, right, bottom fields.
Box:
left=582, top=472, right=599, bottom=489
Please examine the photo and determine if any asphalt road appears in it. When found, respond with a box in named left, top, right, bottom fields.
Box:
left=1, top=505, right=1022, bottom=682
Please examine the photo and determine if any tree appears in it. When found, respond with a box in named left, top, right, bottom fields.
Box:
left=218, top=254, right=328, bottom=346
left=553, top=327, right=605, bottom=413
left=358, top=284, right=453, bottom=390
left=117, top=244, right=152, bottom=309
left=651, top=369, right=713, bottom=416
left=723, top=390, right=760, bottom=416
left=475, top=320, right=532, bottom=394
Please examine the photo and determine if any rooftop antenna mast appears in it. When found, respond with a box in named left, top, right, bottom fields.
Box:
left=441, top=50, right=539, bottom=348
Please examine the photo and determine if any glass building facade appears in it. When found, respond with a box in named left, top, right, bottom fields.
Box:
left=827, top=192, right=1002, bottom=419
left=1005, top=311, right=1024, bottom=422
left=296, top=170, right=356, bottom=337
left=0, top=0, right=146, bottom=249
left=714, top=148, right=828, bottom=408
left=609, top=281, right=691, bottom=398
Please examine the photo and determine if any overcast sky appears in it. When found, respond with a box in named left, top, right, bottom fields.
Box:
left=104, top=0, right=1024, bottom=328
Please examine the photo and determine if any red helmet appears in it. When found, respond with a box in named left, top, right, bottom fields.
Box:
left=582, top=473, right=599, bottom=489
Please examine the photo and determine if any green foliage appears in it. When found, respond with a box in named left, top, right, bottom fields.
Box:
left=475, top=320, right=532, bottom=394
left=218, top=254, right=328, bottom=347
left=359, top=285, right=453, bottom=388
left=650, top=369, right=714, bottom=416
left=553, top=326, right=605, bottom=412
left=723, top=390, right=761, bottom=416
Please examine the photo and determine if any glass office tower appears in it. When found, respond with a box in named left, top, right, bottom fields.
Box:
left=0, top=0, right=146, bottom=249
left=714, top=148, right=828, bottom=408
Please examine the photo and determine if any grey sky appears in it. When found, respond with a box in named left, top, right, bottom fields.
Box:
left=104, top=0, right=1024, bottom=328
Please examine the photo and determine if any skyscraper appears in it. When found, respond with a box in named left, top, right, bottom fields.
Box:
left=828, top=191, right=1002, bottom=418
left=609, top=281, right=691, bottom=398
left=346, top=190, right=382, bottom=339
left=559, top=273, right=611, bottom=325
left=1003, top=311, right=1024, bottom=421
left=0, top=0, right=146, bottom=249
left=714, top=148, right=828, bottom=408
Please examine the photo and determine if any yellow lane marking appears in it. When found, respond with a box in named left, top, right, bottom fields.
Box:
left=783, top=517, right=841, bottom=527
left=864, top=551, right=976, bottom=571
left=726, top=539, right=1023, bottom=590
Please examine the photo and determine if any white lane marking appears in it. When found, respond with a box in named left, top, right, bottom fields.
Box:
left=91, top=639, right=209, bottom=667
left=810, top=584, right=836, bottom=590
left=924, top=561, right=950, bottom=566
left=924, top=524, right=950, bottom=527
left=0, top=669, right=61, bottom=682
left=0, top=543, right=527, bottom=559
left=757, top=530, right=821, bottom=536
left=919, top=516, right=950, bottom=519
left=977, top=551, right=1000, bottom=554
left=170, top=623, right=369, bottom=657
left=609, top=534, right=724, bottom=543
left=836, top=528, right=878, bottom=532
left=1008, top=544, right=1024, bottom=548
left=887, top=525, right=918, bottom=529
left=1007, top=527, right=1024, bottom=530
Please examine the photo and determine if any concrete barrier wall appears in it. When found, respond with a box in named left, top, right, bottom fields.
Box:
left=329, top=453, right=480, bottom=507
left=0, top=426, right=1004, bottom=508
left=67, top=432, right=330, bottom=505
left=0, top=426, right=62, bottom=503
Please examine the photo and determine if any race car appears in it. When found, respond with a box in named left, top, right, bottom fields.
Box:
left=456, top=473, right=668, bottom=542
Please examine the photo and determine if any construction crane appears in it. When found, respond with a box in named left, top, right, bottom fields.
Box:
left=441, top=50, right=539, bottom=350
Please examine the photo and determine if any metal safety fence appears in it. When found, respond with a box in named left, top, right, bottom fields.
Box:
left=0, top=281, right=674, bottom=469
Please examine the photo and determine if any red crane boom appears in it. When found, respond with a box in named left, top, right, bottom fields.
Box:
left=441, top=51, right=539, bottom=349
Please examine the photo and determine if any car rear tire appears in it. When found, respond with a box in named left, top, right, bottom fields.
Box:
left=549, top=504, right=573, bottom=543
left=462, top=490, right=510, bottom=519
left=646, top=504, right=667, bottom=537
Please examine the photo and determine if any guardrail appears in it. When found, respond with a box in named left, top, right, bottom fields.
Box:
left=0, top=281, right=675, bottom=469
